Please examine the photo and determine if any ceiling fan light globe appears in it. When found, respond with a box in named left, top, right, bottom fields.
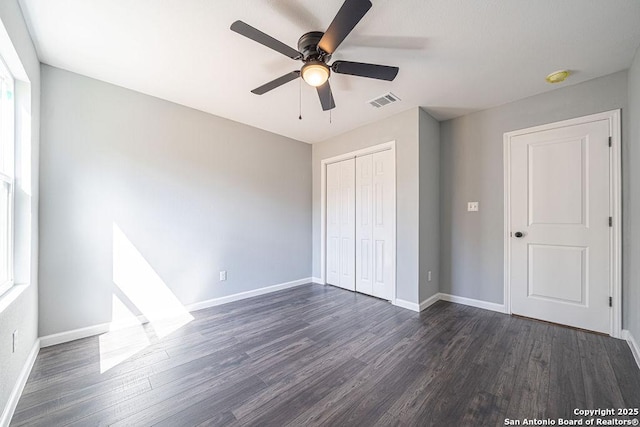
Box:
left=302, top=63, right=330, bottom=87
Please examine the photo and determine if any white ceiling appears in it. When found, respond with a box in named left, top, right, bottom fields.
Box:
left=17, top=0, right=640, bottom=143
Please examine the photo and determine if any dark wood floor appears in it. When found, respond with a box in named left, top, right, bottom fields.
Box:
left=11, top=284, right=640, bottom=426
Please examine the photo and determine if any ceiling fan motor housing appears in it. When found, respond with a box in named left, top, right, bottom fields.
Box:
left=298, top=31, right=329, bottom=62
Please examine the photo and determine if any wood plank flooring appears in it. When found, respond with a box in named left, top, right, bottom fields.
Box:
left=11, top=284, right=640, bottom=426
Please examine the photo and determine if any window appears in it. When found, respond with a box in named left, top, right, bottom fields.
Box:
left=0, top=56, right=14, bottom=296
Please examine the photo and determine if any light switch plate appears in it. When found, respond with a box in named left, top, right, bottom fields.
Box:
left=219, top=271, right=227, bottom=281
left=467, top=202, right=479, bottom=212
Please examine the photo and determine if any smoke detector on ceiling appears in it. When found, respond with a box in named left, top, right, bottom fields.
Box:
left=368, top=92, right=401, bottom=108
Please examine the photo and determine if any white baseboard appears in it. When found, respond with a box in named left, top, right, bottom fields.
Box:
left=438, top=293, right=507, bottom=314
left=311, top=277, right=324, bottom=284
left=39, top=277, right=312, bottom=348
left=39, top=314, right=148, bottom=348
left=419, top=293, right=440, bottom=311
left=40, top=322, right=113, bottom=348
left=1, top=339, right=40, bottom=427
left=394, top=293, right=440, bottom=312
left=187, top=277, right=311, bottom=312
left=622, top=329, right=640, bottom=370
left=394, top=298, right=420, bottom=312
left=397, top=292, right=506, bottom=314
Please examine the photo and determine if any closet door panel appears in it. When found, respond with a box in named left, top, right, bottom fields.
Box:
left=327, top=151, right=392, bottom=298
left=356, top=154, right=374, bottom=296
left=372, top=150, right=394, bottom=300
left=338, top=159, right=356, bottom=291
left=326, top=162, right=341, bottom=287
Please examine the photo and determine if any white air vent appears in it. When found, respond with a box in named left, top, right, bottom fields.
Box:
left=368, top=92, right=401, bottom=108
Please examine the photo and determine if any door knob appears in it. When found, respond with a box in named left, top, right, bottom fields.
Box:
left=514, top=231, right=524, bottom=238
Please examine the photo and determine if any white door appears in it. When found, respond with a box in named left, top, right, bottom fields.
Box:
left=355, top=155, right=374, bottom=296
left=509, top=119, right=611, bottom=333
left=356, top=150, right=395, bottom=300
left=326, top=158, right=355, bottom=291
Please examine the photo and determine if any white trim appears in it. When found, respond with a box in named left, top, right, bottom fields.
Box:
left=40, top=321, right=128, bottom=348
left=320, top=141, right=397, bottom=303
left=394, top=298, right=420, bottom=312
left=0, top=19, right=28, bottom=81
left=609, top=111, right=622, bottom=338
left=438, top=293, right=507, bottom=313
left=0, top=282, right=26, bottom=314
left=503, top=131, right=512, bottom=316
left=398, top=292, right=507, bottom=314
left=321, top=141, right=396, bottom=166
left=622, top=330, right=640, bottom=371
left=0, top=58, right=15, bottom=297
left=311, top=277, right=324, bottom=284
left=0, top=338, right=39, bottom=427
left=187, top=277, right=311, bottom=311
left=503, top=110, right=622, bottom=338
left=39, top=277, right=312, bottom=347
left=419, top=293, right=440, bottom=311
left=40, top=314, right=152, bottom=348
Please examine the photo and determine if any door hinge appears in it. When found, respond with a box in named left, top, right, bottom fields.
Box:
left=609, top=296, right=612, bottom=307
left=608, top=136, right=612, bottom=147
left=609, top=217, right=613, bottom=227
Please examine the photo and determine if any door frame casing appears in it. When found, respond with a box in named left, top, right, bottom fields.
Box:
left=320, top=141, right=397, bottom=304
left=503, top=109, right=622, bottom=338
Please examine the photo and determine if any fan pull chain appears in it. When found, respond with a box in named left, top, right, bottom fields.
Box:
left=298, top=77, right=302, bottom=120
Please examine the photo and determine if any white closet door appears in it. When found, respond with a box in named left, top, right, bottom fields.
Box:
left=371, top=150, right=394, bottom=300
left=326, top=158, right=355, bottom=291
left=356, top=155, right=374, bottom=296
left=356, top=150, right=394, bottom=300
left=326, top=162, right=341, bottom=287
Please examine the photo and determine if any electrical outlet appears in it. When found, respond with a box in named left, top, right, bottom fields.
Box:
left=12, top=330, right=17, bottom=353
left=467, top=201, right=479, bottom=212
left=219, top=271, right=227, bottom=281
left=428, top=270, right=432, bottom=282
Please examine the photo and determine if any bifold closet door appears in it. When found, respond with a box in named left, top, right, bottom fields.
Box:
left=326, top=158, right=355, bottom=291
left=356, top=150, right=394, bottom=300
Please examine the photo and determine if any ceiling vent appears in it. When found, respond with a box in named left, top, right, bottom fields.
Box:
left=368, top=92, right=401, bottom=108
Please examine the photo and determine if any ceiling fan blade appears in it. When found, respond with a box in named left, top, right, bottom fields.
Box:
left=231, top=21, right=301, bottom=60
left=251, top=71, right=300, bottom=95
left=316, top=81, right=336, bottom=111
left=332, top=60, right=399, bottom=81
left=318, top=0, right=372, bottom=54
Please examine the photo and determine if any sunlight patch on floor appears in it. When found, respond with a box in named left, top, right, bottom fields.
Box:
left=99, top=223, right=194, bottom=373
left=98, top=294, right=150, bottom=373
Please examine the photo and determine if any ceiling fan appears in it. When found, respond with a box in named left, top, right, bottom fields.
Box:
left=230, top=0, right=399, bottom=111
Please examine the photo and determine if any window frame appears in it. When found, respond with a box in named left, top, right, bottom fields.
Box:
left=0, top=55, right=14, bottom=297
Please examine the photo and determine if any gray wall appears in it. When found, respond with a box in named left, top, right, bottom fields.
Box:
left=312, top=108, right=420, bottom=303
left=39, top=65, right=311, bottom=337
left=627, top=48, right=640, bottom=339
left=418, top=108, right=440, bottom=302
left=440, top=71, right=628, bottom=305
left=0, top=0, right=40, bottom=419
